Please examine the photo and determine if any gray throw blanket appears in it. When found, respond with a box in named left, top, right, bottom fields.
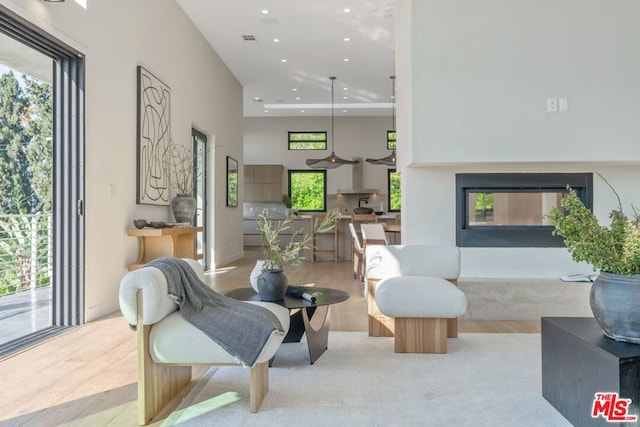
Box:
left=148, top=257, right=285, bottom=367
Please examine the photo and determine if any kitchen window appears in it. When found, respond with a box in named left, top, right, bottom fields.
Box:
left=387, top=131, right=396, bottom=150
left=388, top=169, right=401, bottom=212
left=288, top=170, right=327, bottom=212
left=288, top=131, right=327, bottom=150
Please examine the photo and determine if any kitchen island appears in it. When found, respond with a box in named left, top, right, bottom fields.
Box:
left=243, top=213, right=399, bottom=261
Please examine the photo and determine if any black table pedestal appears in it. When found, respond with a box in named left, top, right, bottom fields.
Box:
left=542, top=317, right=640, bottom=426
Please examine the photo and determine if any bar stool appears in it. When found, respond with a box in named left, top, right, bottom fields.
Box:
left=310, top=214, right=338, bottom=262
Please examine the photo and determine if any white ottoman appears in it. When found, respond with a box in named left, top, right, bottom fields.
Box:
left=375, top=275, right=467, bottom=353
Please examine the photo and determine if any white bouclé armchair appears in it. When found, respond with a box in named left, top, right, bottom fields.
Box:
left=119, top=258, right=290, bottom=425
left=365, top=245, right=467, bottom=353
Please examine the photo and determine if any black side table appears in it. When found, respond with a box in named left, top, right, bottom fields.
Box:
left=226, top=287, right=349, bottom=364
left=542, top=317, right=640, bottom=426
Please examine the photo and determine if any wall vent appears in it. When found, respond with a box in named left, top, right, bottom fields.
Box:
left=242, top=35, right=257, bottom=42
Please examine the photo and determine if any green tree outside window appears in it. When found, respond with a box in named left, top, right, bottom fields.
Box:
left=288, top=132, right=327, bottom=150
left=288, top=170, right=326, bottom=211
left=387, top=131, right=396, bottom=150
left=388, top=169, right=401, bottom=211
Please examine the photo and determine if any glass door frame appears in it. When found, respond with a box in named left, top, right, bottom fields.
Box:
left=192, top=129, right=208, bottom=269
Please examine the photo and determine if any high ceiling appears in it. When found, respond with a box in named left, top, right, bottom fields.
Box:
left=176, top=0, right=396, bottom=117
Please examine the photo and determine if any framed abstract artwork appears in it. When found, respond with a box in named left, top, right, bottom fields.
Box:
left=136, top=66, right=171, bottom=205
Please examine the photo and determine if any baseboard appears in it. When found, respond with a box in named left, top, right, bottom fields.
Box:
left=212, top=250, right=245, bottom=269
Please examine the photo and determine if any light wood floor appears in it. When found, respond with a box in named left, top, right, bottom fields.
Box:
left=0, top=249, right=540, bottom=426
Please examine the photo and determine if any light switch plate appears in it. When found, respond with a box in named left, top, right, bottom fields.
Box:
left=547, top=98, right=558, bottom=112
left=559, top=98, right=568, bottom=112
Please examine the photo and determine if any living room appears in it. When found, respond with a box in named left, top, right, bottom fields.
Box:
left=0, top=0, right=639, bottom=425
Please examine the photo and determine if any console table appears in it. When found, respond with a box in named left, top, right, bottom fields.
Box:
left=127, top=226, right=202, bottom=271
left=542, top=317, right=640, bottom=426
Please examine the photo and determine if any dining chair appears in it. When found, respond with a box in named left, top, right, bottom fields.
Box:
left=352, top=213, right=377, bottom=224
left=348, top=223, right=364, bottom=281
left=361, top=223, right=388, bottom=247
left=361, top=223, right=387, bottom=284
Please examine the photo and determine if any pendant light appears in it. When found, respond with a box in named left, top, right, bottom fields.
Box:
left=366, top=75, right=396, bottom=166
left=306, top=77, right=359, bottom=169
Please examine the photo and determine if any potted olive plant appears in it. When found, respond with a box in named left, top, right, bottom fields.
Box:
left=252, top=209, right=339, bottom=301
left=170, top=141, right=197, bottom=224
left=547, top=187, right=640, bottom=343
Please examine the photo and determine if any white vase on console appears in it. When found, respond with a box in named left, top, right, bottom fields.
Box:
left=250, top=260, right=266, bottom=292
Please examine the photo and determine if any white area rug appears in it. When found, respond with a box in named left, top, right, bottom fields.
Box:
left=163, top=332, right=571, bottom=426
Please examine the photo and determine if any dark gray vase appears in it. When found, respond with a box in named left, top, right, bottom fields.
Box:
left=172, top=194, right=196, bottom=224
left=257, top=269, right=288, bottom=301
left=590, top=272, right=640, bottom=344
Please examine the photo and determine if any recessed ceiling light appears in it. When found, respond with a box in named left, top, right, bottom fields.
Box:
left=295, top=97, right=301, bottom=100
left=264, top=110, right=269, bottom=113
left=343, top=58, right=349, bottom=62
left=281, top=59, right=287, bottom=63
left=343, top=96, right=348, bottom=100
left=343, top=87, right=348, bottom=91
left=300, top=110, right=305, bottom=113
left=344, top=8, right=351, bottom=13
left=253, top=97, right=263, bottom=102
left=273, top=38, right=280, bottom=42
left=292, top=88, right=298, bottom=92
left=343, top=109, right=348, bottom=112
left=262, top=9, right=269, bottom=14
left=344, top=37, right=351, bottom=42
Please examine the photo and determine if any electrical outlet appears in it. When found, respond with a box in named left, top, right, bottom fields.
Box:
left=547, top=98, right=558, bottom=112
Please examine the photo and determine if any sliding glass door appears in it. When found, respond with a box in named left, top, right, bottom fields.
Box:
left=0, top=6, right=85, bottom=357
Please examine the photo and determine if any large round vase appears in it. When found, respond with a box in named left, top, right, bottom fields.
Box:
left=257, top=269, right=288, bottom=301
left=590, top=272, right=640, bottom=344
left=250, top=260, right=266, bottom=292
left=172, top=194, right=197, bottom=224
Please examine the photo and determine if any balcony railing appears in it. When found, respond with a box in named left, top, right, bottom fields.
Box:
left=0, top=214, right=53, bottom=297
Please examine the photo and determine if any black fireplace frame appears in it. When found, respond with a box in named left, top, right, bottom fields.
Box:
left=456, top=173, right=593, bottom=247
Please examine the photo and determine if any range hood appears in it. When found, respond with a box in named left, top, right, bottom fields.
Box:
left=337, top=158, right=378, bottom=195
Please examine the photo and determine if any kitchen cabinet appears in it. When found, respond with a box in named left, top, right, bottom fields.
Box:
left=244, top=165, right=285, bottom=202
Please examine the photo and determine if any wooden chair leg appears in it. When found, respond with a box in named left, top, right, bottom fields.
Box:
left=394, top=318, right=447, bottom=354
left=249, top=361, right=269, bottom=412
left=137, top=291, right=191, bottom=425
left=367, top=279, right=394, bottom=337
left=447, top=318, right=458, bottom=338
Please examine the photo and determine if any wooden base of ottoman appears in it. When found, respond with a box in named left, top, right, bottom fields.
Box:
left=368, top=279, right=395, bottom=337
left=394, top=318, right=448, bottom=353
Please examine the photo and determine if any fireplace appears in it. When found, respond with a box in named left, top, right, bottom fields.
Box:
left=456, top=173, right=593, bottom=247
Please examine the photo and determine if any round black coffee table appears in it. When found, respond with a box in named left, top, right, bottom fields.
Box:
left=226, top=287, right=349, bottom=364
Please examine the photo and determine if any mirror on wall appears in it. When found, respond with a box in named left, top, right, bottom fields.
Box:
left=226, top=156, right=238, bottom=207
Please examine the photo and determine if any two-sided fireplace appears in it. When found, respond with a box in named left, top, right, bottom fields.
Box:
left=456, top=173, right=593, bottom=247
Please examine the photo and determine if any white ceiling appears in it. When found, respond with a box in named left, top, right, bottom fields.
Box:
left=176, top=0, right=396, bottom=117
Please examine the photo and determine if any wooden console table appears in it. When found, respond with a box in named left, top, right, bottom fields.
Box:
left=127, top=226, right=202, bottom=271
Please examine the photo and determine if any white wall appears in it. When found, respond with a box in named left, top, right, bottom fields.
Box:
left=397, top=0, right=640, bottom=277
left=244, top=116, right=394, bottom=197
left=0, top=0, right=244, bottom=320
